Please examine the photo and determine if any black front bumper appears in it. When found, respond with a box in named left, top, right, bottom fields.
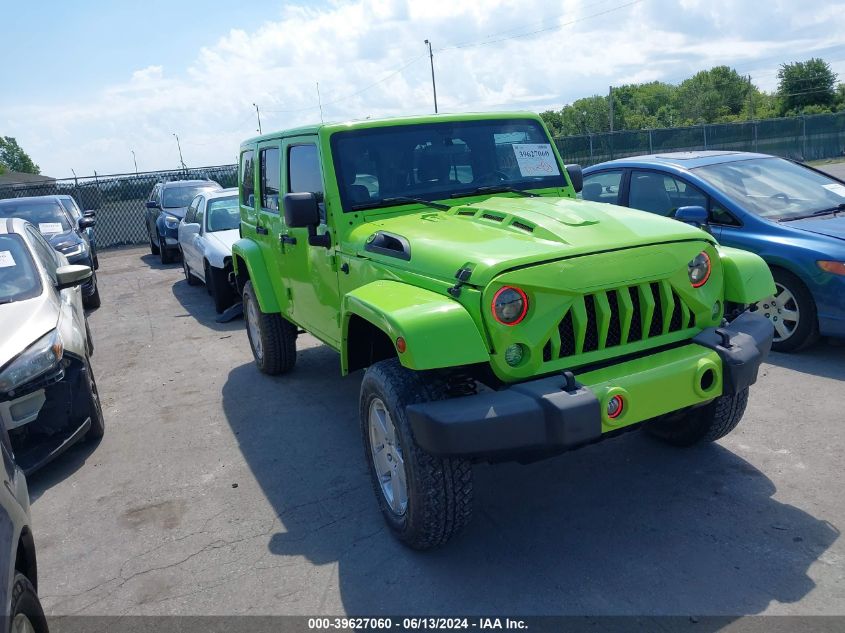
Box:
left=407, top=312, right=774, bottom=460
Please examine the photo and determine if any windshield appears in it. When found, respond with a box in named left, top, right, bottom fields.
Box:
left=0, top=234, right=42, bottom=304
left=693, top=157, right=845, bottom=221
left=0, top=199, right=72, bottom=234
left=205, top=196, right=240, bottom=232
left=162, top=185, right=218, bottom=208
left=331, top=118, right=566, bottom=212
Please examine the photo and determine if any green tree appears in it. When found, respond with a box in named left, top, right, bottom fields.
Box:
left=0, top=136, right=40, bottom=174
left=777, top=58, right=837, bottom=114
left=674, top=66, right=750, bottom=124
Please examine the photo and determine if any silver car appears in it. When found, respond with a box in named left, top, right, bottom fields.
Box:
left=178, top=189, right=240, bottom=313
left=0, top=218, right=104, bottom=474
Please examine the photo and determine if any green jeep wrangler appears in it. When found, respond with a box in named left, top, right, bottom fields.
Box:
left=232, top=112, right=775, bottom=549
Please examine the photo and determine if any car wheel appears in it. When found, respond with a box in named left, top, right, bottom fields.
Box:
left=85, top=318, right=95, bottom=356
left=159, top=233, right=173, bottom=264
left=83, top=272, right=101, bottom=309
left=750, top=268, right=818, bottom=353
left=208, top=262, right=234, bottom=314
left=360, top=358, right=473, bottom=550
left=243, top=280, right=297, bottom=375
left=644, top=388, right=749, bottom=446
left=149, top=228, right=160, bottom=255
left=182, top=253, right=200, bottom=286
left=9, top=573, right=48, bottom=633
left=83, top=359, right=105, bottom=440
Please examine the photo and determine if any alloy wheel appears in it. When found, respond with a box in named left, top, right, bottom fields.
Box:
left=753, top=281, right=800, bottom=342
left=368, top=397, right=408, bottom=515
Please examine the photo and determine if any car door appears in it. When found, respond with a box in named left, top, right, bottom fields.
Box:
left=181, top=195, right=203, bottom=272
left=277, top=137, right=340, bottom=345
left=193, top=198, right=208, bottom=279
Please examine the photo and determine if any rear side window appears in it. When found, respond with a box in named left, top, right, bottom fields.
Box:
left=288, top=145, right=323, bottom=197
left=240, top=150, right=255, bottom=207
left=260, top=147, right=280, bottom=211
left=582, top=171, right=623, bottom=204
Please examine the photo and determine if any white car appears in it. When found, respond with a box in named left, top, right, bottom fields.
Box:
left=177, top=189, right=240, bottom=313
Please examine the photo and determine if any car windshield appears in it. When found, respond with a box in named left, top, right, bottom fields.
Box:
left=0, top=234, right=42, bottom=304
left=331, top=118, right=566, bottom=212
left=0, top=199, right=72, bottom=234
left=162, top=185, right=218, bottom=208
left=693, top=157, right=845, bottom=221
left=205, top=196, right=240, bottom=232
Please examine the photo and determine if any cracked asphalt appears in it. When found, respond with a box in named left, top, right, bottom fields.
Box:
left=26, top=246, right=844, bottom=616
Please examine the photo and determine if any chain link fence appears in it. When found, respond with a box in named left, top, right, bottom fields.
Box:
left=0, top=165, right=237, bottom=248
left=555, top=111, right=845, bottom=167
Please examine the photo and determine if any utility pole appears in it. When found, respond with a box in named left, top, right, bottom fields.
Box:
left=253, top=103, right=262, bottom=134
left=173, top=133, right=186, bottom=172
left=424, top=39, right=438, bottom=114
left=131, top=150, right=138, bottom=176
left=746, top=75, right=755, bottom=120
left=608, top=85, right=614, bottom=159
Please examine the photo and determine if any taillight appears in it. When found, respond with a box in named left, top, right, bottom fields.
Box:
left=491, top=286, right=528, bottom=325
left=688, top=251, right=711, bottom=288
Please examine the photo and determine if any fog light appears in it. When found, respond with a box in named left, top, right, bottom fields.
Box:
left=607, top=395, right=624, bottom=419
left=504, top=343, right=525, bottom=367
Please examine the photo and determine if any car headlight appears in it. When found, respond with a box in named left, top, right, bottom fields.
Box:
left=164, top=215, right=180, bottom=229
left=688, top=251, right=711, bottom=288
left=492, top=286, right=528, bottom=325
left=0, top=330, right=64, bottom=393
left=60, top=242, right=88, bottom=257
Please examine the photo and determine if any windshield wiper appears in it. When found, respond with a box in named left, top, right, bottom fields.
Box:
left=450, top=186, right=538, bottom=199
left=780, top=203, right=845, bottom=221
left=349, top=197, right=449, bottom=211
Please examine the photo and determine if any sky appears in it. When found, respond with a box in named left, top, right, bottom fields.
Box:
left=2, top=0, right=845, bottom=178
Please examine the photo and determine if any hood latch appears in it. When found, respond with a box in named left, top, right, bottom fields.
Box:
left=448, top=265, right=474, bottom=298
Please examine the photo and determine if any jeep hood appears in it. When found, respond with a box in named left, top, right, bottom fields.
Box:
left=350, top=196, right=714, bottom=286
left=785, top=215, right=845, bottom=241
left=0, top=293, right=57, bottom=368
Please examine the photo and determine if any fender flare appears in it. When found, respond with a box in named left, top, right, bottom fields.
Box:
left=341, top=280, right=490, bottom=374
left=717, top=245, right=776, bottom=304
left=232, top=238, right=281, bottom=313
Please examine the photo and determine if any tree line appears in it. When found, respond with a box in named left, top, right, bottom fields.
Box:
left=540, top=58, right=844, bottom=138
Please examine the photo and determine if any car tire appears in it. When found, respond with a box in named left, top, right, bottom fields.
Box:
left=182, top=253, right=200, bottom=286
left=83, top=273, right=101, bottom=310
left=644, top=387, right=749, bottom=446
left=750, top=268, right=818, bottom=353
left=207, top=262, right=234, bottom=314
left=85, top=318, right=94, bottom=357
left=159, top=232, right=173, bottom=264
left=9, top=573, right=49, bottom=633
left=243, top=280, right=297, bottom=375
left=360, top=358, right=473, bottom=550
left=149, top=229, right=160, bottom=255
left=83, top=359, right=105, bottom=441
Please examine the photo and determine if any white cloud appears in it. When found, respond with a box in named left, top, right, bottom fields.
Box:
left=2, top=0, right=845, bottom=177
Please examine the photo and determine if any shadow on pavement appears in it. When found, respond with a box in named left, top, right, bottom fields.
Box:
left=221, top=348, right=838, bottom=616
left=170, top=276, right=243, bottom=334
left=26, top=437, right=102, bottom=503
left=766, top=341, right=845, bottom=381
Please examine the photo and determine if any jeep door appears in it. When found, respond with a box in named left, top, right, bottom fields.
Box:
left=277, top=137, right=341, bottom=346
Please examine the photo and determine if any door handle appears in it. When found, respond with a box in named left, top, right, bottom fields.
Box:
left=256, top=225, right=268, bottom=235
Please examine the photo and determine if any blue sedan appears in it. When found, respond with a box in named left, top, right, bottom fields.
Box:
left=582, top=151, right=845, bottom=352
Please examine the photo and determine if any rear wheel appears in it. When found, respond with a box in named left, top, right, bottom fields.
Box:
left=243, top=280, right=297, bottom=375
left=182, top=252, right=200, bottom=286
left=361, top=359, right=473, bottom=549
left=9, top=573, right=48, bottom=633
left=644, top=388, right=749, bottom=446
left=750, top=268, right=818, bottom=353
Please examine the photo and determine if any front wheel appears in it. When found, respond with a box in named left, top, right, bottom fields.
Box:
left=242, top=280, right=297, bottom=375
left=159, top=233, right=173, bottom=264
left=83, top=273, right=101, bottom=309
left=9, top=573, right=49, bottom=633
left=83, top=359, right=105, bottom=440
left=749, top=268, right=818, bottom=353
left=207, top=262, right=235, bottom=314
left=182, top=253, right=200, bottom=286
left=644, top=388, right=749, bottom=446
left=360, top=359, right=473, bottom=550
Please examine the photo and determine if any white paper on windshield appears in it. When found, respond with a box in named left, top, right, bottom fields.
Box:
left=512, top=144, right=560, bottom=177
left=822, top=183, right=845, bottom=198
left=38, top=222, right=63, bottom=234
left=0, top=251, right=16, bottom=268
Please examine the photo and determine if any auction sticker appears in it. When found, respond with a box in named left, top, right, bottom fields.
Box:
left=513, top=143, right=560, bottom=177
left=38, top=222, right=63, bottom=234
left=822, top=183, right=845, bottom=197
left=0, top=251, right=16, bottom=268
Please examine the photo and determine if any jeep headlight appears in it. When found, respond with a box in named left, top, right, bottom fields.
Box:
left=164, top=215, right=180, bottom=229
left=60, top=242, right=88, bottom=258
left=0, top=330, right=64, bottom=393
left=688, top=251, right=711, bottom=288
left=492, top=286, right=528, bottom=325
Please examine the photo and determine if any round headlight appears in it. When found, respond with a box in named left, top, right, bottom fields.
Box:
left=688, top=251, right=711, bottom=288
left=492, top=286, right=528, bottom=325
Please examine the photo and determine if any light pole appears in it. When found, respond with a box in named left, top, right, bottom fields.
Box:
left=424, top=39, right=438, bottom=114
left=173, top=133, right=186, bottom=172
left=131, top=150, right=138, bottom=176
left=253, top=103, right=262, bottom=134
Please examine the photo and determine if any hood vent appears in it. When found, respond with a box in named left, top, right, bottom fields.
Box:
left=481, top=213, right=505, bottom=222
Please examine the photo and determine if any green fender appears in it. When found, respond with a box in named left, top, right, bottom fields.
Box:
left=342, top=280, right=490, bottom=373
left=231, top=238, right=281, bottom=313
left=718, top=245, right=776, bottom=304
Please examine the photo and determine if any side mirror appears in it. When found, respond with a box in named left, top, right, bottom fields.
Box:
left=145, top=201, right=159, bottom=210
left=283, top=192, right=320, bottom=228
left=565, top=164, right=583, bottom=193
left=674, top=205, right=709, bottom=228
left=78, top=217, right=95, bottom=229
left=83, top=210, right=96, bottom=218
left=56, top=264, right=92, bottom=291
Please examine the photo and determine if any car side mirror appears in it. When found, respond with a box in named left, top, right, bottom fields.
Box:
left=283, top=193, right=330, bottom=248
left=145, top=201, right=159, bottom=209
left=83, top=209, right=96, bottom=218
left=56, top=264, right=93, bottom=290
left=674, top=205, right=709, bottom=228
left=79, top=217, right=95, bottom=229
left=565, top=164, right=583, bottom=193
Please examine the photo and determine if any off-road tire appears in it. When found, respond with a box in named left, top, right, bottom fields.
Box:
left=207, top=262, right=235, bottom=314
left=9, top=573, right=49, bottom=633
left=182, top=251, right=200, bottom=286
left=83, top=273, right=101, bottom=309
left=82, top=359, right=105, bottom=440
left=243, top=280, right=297, bottom=375
left=360, top=358, right=473, bottom=550
left=644, top=388, right=749, bottom=446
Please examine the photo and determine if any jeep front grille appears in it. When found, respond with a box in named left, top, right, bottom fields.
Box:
left=541, top=280, right=696, bottom=361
